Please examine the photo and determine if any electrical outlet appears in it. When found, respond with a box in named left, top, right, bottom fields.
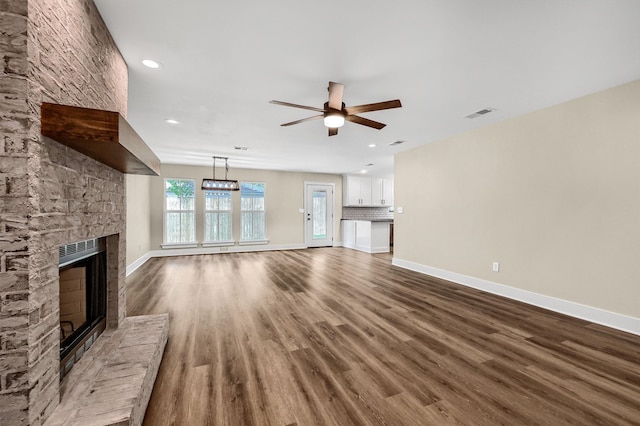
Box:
left=397, top=207, right=404, bottom=213
left=492, top=261, right=500, bottom=272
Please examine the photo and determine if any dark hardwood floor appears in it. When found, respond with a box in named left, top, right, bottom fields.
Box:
left=126, top=248, right=640, bottom=425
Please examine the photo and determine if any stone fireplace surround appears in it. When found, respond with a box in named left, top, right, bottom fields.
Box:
left=0, top=1, right=164, bottom=424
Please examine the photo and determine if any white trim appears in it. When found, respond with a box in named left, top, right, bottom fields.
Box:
left=240, top=181, right=267, bottom=242
left=126, top=243, right=306, bottom=276
left=238, top=239, right=269, bottom=246
left=149, top=242, right=302, bottom=258
left=371, top=243, right=391, bottom=254
left=304, top=181, right=336, bottom=248
left=391, top=257, right=640, bottom=337
left=126, top=252, right=152, bottom=276
left=163, top=178, right=196, bottom=244
left=201, top=241, right=235, bottom=248
left=342, top=241, right=389, bottom=254
left=160, top=242, right=198, bottom=249
left=202, top=190, right=233, bottom=243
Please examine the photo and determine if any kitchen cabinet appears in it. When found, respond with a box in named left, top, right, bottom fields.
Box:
left=342, top=220, right=356, bottom=248
left=342, top=220, right=391, bottom=253
left=343, top=175, right=393, bottom=207
left=344, top=175, right=372, bottom=206
left=371, top=177, right=393, bottom=206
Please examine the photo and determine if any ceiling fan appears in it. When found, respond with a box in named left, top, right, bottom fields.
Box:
left=270, top=82, right=402, bottom=136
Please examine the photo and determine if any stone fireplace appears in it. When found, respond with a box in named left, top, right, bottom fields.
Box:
left=0, top=0, right=138, bottom=424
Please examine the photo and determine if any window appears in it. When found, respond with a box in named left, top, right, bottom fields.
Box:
left=164, top=179, right=196, bottom=244
left=240, top=182, right=266, bottom=241
left=312, top=190, right=327, bottom=239
left=204, top=191, right=233, bottom=243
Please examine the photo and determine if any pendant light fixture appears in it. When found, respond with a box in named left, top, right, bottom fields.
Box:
left=201, top=156, right=240, bottom=191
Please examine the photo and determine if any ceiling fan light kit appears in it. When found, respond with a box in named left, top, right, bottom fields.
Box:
left=201, top=156, right=240, bottom=191
left=323, top=113, right=345, bottom=128
left=270, top=81, right=402, bottom=136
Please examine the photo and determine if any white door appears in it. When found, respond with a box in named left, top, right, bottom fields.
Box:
left=305, top=183, right=334, bottom=247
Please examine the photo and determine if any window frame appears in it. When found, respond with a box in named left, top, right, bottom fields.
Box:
left=202, top=190, right=234, bottom=247
left=239, top=181, right=268, bottom=244
left=162, top=178, right=197, bottom=248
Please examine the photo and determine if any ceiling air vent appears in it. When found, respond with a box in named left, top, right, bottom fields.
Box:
left=389, top=140, right=405, bottom=146
left=234, top=146, right=249, bottom=151
left=465, top=108, right=494, bottom=119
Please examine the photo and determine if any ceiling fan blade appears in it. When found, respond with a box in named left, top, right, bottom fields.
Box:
left=328, top=82, right=344, bottom=110
left=328, top=127, right=339, bottom=136
left=280, top=115, right=323, bottom=127
left=345, top=115, right=386, bottom=130
left=344, top=99, right=402, bottom=115
left=270, top=100, right=325, bottom=113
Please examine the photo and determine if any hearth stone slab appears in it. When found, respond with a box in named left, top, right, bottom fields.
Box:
left=44, top=314, right=169, bottom=426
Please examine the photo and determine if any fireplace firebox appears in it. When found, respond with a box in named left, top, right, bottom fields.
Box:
left=58, top=238, right=108, bottom=380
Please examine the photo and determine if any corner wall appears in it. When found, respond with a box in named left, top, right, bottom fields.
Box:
left=394, top=79, right=640, bottom=325
left=126, top=174, right=151, bottom=266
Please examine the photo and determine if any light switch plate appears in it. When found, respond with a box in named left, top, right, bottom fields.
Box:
left=397, top=207, right=404, bottom=213
left=298, top=208, right=304, bottom=213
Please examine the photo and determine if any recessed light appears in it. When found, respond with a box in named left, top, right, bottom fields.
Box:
left=368, top=143, right=376, bottom=148
left=165, top=119, right=180, bottom=124
left=360, top=169, right=368, bottom=174
left=142, top=59, right=161, bottom=69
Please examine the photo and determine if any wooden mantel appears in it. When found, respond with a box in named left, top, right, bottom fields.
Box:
left=41, top=103, right=161, bottom=176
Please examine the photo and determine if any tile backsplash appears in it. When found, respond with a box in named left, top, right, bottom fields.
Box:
left=342, top=206, right=394, bottom=221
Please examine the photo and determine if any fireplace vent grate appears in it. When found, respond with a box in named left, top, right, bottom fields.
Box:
left=59, top=238, right=105, bottom=267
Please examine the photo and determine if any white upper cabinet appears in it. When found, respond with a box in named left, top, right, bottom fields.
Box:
left=381, top=178, right=393, bottom=206
left=344, top=175, right=393, bottom=207
left=371, top=177, right=383, bottom=206
left=344, top=175, right=372, bottom=206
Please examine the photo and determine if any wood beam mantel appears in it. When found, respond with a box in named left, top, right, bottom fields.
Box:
left=41, top=103, right=161, bottom=176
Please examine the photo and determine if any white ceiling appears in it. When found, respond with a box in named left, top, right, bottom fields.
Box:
left=94, top=0, right=640, bottom=177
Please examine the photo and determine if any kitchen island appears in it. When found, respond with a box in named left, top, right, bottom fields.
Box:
left=342, top=219, right=392, bottom=253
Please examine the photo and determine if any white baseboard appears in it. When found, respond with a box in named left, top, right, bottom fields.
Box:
left=371, top=245, right=391, bottom=254
left=343, top=243, right=390, bottom=254
left=126, top=243, right=307, bottom=276
left=392, top=257, right=640, bottom=337
left=150, top=243, right=305, bottom=258
left=126, top=252, right=152, bottom=277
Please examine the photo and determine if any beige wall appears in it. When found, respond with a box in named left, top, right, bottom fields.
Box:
left=148, top=164, right=343, bottom=251
left=126, top=174, right=152, bottom=265
left=395, top=79, right=640, bottom=318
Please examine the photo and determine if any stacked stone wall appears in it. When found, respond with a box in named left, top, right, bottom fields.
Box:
left=1, top=0, right=128, bottom=424
left=1, top=2, right=33, bottom=424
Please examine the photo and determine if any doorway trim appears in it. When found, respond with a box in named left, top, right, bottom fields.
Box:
left=304, top=181, right=336, bottom=248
